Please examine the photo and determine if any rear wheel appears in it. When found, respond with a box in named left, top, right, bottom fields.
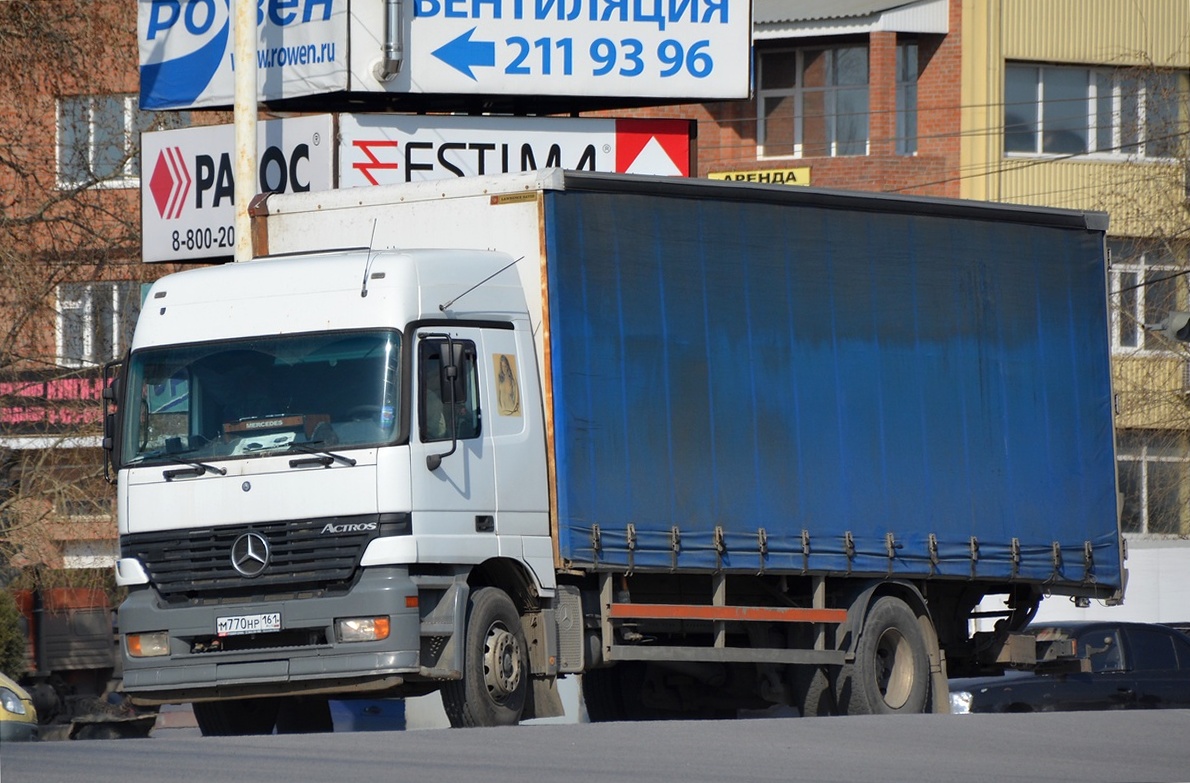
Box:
left=837, top=596, right=931, bottom=715
left=442, top=587, right=528, bottom=727
left=193, top=698, right=280, bottom=736
left=796, top=666, right=838, bottom=717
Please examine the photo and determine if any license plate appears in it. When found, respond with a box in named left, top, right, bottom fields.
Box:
left=217, top=612, right=281, bottom=637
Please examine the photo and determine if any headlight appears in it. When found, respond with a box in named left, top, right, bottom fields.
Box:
left=127, top=631, right=171, bottom=657
left=337, top=617, right=391, bottom=643
left=949, top=690, right=974, bottom=715
left=0, top=687, right=28, bottom=715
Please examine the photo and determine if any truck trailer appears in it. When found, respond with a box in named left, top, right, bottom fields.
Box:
left=106, top=170, right=1122, bottom=732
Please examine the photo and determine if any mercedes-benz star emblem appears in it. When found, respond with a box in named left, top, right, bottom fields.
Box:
left=230, top=532, right=270, bottom=578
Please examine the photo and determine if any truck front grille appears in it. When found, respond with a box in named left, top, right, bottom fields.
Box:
left=121, top=513, right=408, bottom=599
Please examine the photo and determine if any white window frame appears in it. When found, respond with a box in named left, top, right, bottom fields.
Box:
left=1117, top=432, right=1190, bottom=536
left=1109, top=240, right=1186, bottom=354
left=56, top=281, right=142, bottom=368
left=757, top=45, right=873, bottom=160
left=895, top=42, right=918, bottom=156
left=1004, top=64, right=1183, bottom=161
left=56, top=95, right=187, bottom=189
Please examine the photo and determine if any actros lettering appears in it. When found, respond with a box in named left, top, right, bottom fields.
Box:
left=320, top=522, right=379, bottom=534
left=413, top=0, right=728, bottom=29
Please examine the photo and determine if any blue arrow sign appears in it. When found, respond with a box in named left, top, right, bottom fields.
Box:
left=432, top=27, right=496, bottom=81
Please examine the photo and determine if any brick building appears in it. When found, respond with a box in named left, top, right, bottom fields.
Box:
left=0, top=0, right=192, bottom=572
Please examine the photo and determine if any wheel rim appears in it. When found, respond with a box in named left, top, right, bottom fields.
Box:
left=874, top=627, right=914, bottom=709
left=482, top=621, right=523, bottom=702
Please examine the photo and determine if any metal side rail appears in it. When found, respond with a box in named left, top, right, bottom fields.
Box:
left=604, top=600, right=850, bottom=666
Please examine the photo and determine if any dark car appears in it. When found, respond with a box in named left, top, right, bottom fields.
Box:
left=949, top=621, right=1190, bottom=713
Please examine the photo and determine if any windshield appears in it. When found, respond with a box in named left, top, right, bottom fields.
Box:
left=120, top=330, right=400, bottom=466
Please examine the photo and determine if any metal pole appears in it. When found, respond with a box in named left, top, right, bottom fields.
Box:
left=233, top=0, right=257, bottom=262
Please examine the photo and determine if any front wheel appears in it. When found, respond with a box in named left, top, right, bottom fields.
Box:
left=441, top=587, right=529, bottom=727
left=837, top=595, right=931, bottom=715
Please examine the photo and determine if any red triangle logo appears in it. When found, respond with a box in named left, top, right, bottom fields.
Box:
left=615, top=119, right=692, bottom=176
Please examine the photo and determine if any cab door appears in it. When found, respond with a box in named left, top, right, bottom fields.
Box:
left=409, top=328, right=498, bottom=562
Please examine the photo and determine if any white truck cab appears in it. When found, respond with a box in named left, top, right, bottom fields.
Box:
left=111, top=248, right=556, bottom=731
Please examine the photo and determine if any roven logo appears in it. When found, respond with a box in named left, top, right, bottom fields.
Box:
left=149, top=147, right=193, bottom=220
left=140, top=0, right=232, bottom=110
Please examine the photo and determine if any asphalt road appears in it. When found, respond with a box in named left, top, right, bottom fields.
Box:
left=4, top=711, right=1190, bottom=783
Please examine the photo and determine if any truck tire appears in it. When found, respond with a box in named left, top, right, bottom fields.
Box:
left=837, top=596, right=930, bottom=715
left=193, top=698, right=280, bottom=736
left=797, top=666, right=838, bottom=717
left=441, top=587, right=528, bottom=727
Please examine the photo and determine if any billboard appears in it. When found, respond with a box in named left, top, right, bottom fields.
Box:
left=141, top=115, right=335, bottom=262
left=395, top=0, right=752, bottom=99
left=141, top=114, right=692, bottom=262
left=340, top=114, right=693, bottom=186
left=137, top=0, right=751, bottom=109
left=138, top=0, right=349, bottom=109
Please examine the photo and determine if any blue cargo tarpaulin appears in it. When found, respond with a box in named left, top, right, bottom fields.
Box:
left=543, top=180, right=1119, bottom=590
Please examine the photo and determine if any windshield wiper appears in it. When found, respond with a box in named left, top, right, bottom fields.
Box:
left=161, top=457, right=228, bottom=482
left=286, top=441, right=358, bottom=468
left=128, top=449, right=227, bottom=481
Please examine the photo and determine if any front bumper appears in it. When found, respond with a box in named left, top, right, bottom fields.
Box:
left=0, top=719, right=38, bottom=742
left=119, top=566, right=421, bottom=704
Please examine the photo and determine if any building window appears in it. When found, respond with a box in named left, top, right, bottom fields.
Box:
left=57, top=282, right=142, bottom=367
left=1109, top=239, right=1185, bottom=352
left=896, top=42, right=918, bottom=155
left=1005, top=64, right=1182, bottom=159
left=57, top=94, right=187, bottom=188
left=1117, top=430, right=1190, bottom=536
left=758, top=45, right=871, bottom=158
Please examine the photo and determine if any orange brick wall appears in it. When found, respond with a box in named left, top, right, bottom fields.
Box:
left=601, top=0, right=964, bottom=198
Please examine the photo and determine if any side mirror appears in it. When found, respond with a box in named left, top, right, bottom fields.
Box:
left=438, top=343, right=467, bottom=403
left=102, top=359, right=124, bottom=483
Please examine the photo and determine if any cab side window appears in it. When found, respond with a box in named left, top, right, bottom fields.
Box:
left=419, top=338, right=481, bottom=442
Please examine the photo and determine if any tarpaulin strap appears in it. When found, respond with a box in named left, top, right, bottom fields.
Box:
left=1010, top=538, right=1021, bottom=580
left=714, top=526, right=726, bottom=572
left=844, top=531, right=855, bottom=575
left=625, top=524, right=636, bottom=577
left=885, top=533, right=899, bottom=576
left=969, top=537, right=980, bottom=580
left=1083, top=541, right=1094, bottom=582
left=757, top=528, right=769, bottom=575
left=800, top=529, right=810, bottom=574
left=927, top=533, right=939, bottom=576
left=670, top=526, right=681, bottom=572
left=591, top=524, right=601, bottom=568
left=1051, top=541, right=1063, bottom=578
